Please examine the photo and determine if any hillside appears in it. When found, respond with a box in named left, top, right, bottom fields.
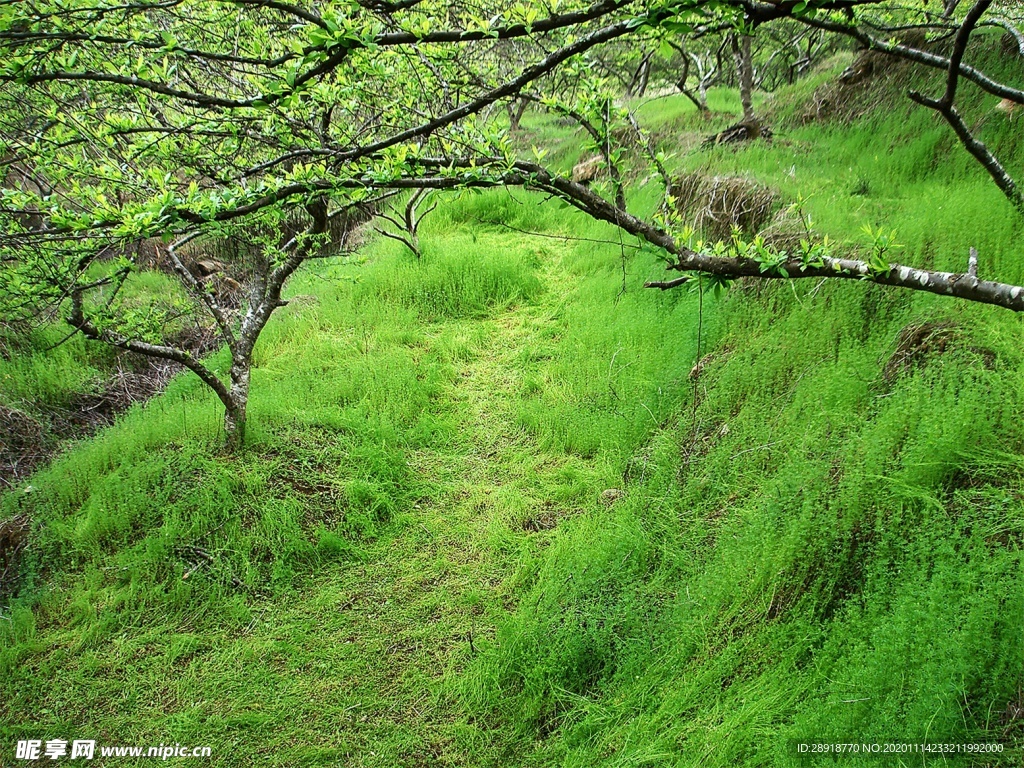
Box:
left=2, top=52, right=1023, bottom=767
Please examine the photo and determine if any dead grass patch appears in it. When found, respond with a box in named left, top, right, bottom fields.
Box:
left=801, top=44, right=920, bottom=124
left=0, top=512, right=30, bottom=596
left=882, top=321, right=996, bottom=384
left=672, top=172, right=781, bottom=240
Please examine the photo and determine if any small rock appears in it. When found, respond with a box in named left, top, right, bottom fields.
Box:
left=572, top=156, right=604, bottom=185
left=601, top=488, right=624, bottom=505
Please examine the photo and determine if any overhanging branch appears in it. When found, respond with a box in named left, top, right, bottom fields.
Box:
left=67, top=287, right=233, bottom=408
left=410, top=156, right=1024, bottom=312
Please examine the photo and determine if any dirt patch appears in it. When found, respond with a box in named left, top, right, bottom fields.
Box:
left=678, top=418, right=730, bottom=478
left=521, top=510, right=559, bottom=532
left=571, top=155, right=604, bottom=184
left=0, top=512, right=30, bottom=596
left=882, top=322, right=957, bottom=382
left=0, top=324, right=219, bottom=490
left=0, top=406, right=45, bottom=481
left=1002, top=31, right=1024, bottom=58
left=1001, top=684, right=1024, bottom=748
left=521, top=500, right=566, bottom=532
left=688, top=345, right=733, bottom=381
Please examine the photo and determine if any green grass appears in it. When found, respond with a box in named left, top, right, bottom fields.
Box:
left=459, top=52, right=1024, bottom=767
left=3, top=50, right=1024, bottom=768
left=0, top=183, right=701, bottom=765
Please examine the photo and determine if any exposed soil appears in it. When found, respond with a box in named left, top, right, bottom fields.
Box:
left=702, top=120, right=773, bottom=147
left=0, top=324, right=219, bottom=491
left=0, top=512, right=29, bottom=595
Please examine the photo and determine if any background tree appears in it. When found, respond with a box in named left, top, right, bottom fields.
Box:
left=669, top=38, right=725, bottom=116
left=804, top=0, right=1024, bottom=214
left=732, top=32, right=758, bottom=125
left=458, top=0, right=1024, bottom=311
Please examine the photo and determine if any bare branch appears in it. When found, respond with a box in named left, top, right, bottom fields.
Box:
left=907, top=0, right=1024, bottom=213
left=67, top=287, right=233, bottom=409
left=982, top=17, right=1024, bottom=56
left=166, top=231, right=237, bottom=347
left=802, top=14, right=1024, bottom=105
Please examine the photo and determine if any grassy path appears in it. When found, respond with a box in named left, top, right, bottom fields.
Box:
left=195, top=259, right=601, bottom=766
left=3, top=215, right=674, bottom=768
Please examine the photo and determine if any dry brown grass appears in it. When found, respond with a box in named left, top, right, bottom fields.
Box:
left=801, top=46, right=918, bottom=124
left=882, top=322, right=958, bottom=383
left=672, top=171, right=781, bottom=240
left=881, top=321, right=997, bottom=384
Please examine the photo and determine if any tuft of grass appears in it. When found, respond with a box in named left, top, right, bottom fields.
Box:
left=354, top=230, right=544, bottom=320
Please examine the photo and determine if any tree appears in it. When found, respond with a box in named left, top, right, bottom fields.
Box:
left=0, top=0, right=660, bottom=449
left=520, top=2, right=1024, bottom=307
left=671, top=39, right=723, bottom=116
left=804, top=0, right=1024, bottom=214
left=373, top=189, right=436, bottom=258
left=732, top=32, right=757, bottom=125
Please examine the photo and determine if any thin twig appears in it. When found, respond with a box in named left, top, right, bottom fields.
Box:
left=474, top=217, right=642, bottom=249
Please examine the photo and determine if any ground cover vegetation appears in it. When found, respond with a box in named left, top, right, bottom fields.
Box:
left=1, top=0, right=1023, bottom=765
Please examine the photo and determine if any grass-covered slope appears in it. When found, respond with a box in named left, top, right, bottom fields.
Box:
left=0, top=270, right=207, bottom=488
left=2, top=51, right=1024, bottom=766
left=464, top=50, right=1024, bottom=766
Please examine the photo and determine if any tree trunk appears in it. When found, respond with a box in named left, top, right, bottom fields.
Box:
left=626, top=51, right=653, bottom=98
left=223, top=356, right=250, bottom=451
left=698, top=74, right=713, bottom=115
left=507, top=98, right=529, bottom=132
left=679, top=85, right=711, bottom=116
left=733, top=34, right=757, bottom=125
left=677, top=53, right=712, bottom=116
left=634, top=56, right=651, bottom=98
